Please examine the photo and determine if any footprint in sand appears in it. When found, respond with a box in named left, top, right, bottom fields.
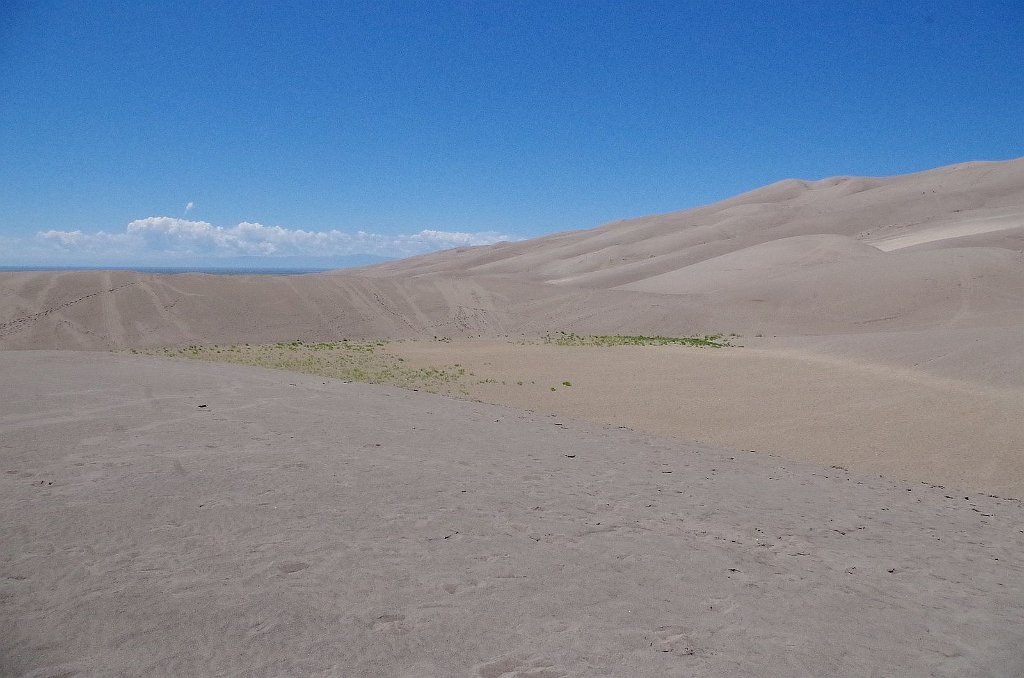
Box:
left=368, top=613, right=407, bottom=631
left=652, top=626, right=698, bottom=657
left=473, top=653, right=566, bottom=678
left=275, top=561, right=310, bottom=574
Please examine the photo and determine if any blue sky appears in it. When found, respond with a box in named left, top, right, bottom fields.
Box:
left=1, top=1, right=1022, bottom=267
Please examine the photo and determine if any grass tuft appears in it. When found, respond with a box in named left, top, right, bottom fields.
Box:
left=543, top=332, right=735, bottom=348
left=142, top=331, right=738, bottom=396
left=144, top=340, right=469, bottom=394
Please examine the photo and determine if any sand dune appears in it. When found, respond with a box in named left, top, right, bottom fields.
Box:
left=616, top=234, right=885, bottom=293
left=0, top=269, right=590, bottom=348
left=3, top=352, right=1023, bottom=677
left=866, top=209, right=1024, bottom=251
left=2, top=158, right=1019, bottom=362
left=362, top=157, right=1024, bottom=286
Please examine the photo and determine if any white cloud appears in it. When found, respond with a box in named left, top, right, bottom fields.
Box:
left=37, top=228, right=130, bottom=249
left=32, top=217, right=515, bottom=260
left=184, top=201, right=195, bottom=212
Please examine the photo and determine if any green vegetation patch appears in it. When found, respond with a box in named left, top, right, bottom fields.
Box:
left=140, top=333, right=736, bottom=397
left=145, top=339, right=470, bottom=394
left=543, top=332, right=735, bottom=348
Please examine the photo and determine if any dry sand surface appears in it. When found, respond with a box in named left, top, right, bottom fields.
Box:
left=3, top=352, right=1024, bottom=677
left=387, top=339, right=1024, bottom=499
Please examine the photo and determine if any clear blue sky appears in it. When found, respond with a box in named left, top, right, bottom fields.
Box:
left=2, top=1, right=1022, bottom=266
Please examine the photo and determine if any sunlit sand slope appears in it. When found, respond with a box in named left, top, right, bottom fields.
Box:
left=2, top=352, right=1022, bottom=676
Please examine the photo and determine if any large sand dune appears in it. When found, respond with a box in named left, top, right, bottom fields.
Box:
left=3, top=352, right=1022, bottom=677
left=2, top=157, right=1022, bottom=357
left=362, top=158, right=1024, bottom=287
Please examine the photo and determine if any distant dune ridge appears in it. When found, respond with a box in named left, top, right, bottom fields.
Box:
left=2, top=158, right=1022, bottom=362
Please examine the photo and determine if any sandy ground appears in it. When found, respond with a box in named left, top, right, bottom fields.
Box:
left=387, top=340, right=1024, bottom=499
left=2, top=352, right=1023, bottom=677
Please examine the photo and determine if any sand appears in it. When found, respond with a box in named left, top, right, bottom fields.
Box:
left=3, top=352, right=1023, bottom=677
left=866, top=210, right=1024, bottom=251
left=387, top=339, right=1024, bottom=499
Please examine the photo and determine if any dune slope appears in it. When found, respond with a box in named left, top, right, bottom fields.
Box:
left=2, top=352, right=1023, bottom=677
left=363, top=158, right=1024, bottom=287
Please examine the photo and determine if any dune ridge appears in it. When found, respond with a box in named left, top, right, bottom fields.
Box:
left=360, top=157, right=1024, bottom=287
left=2, top=158, right=1021, bottom=413
left=2, top=158, right=1020, bottom=363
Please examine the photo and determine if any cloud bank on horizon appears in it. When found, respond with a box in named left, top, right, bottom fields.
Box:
left=17, top=217, right=513, bottom=265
